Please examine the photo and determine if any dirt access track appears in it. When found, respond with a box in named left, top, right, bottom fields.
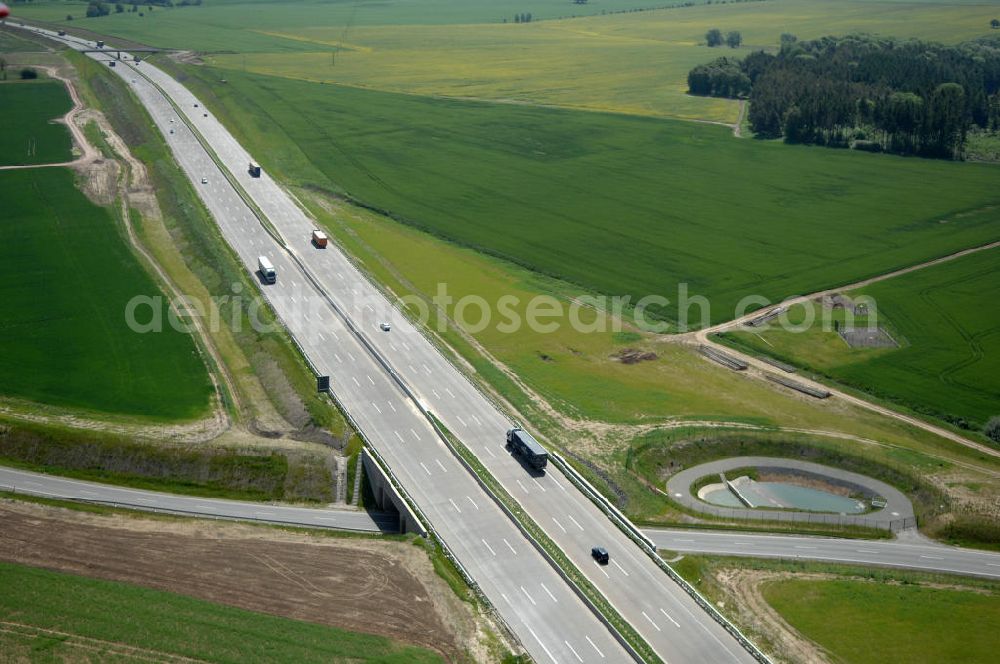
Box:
left=0, top=500, right=480, bottom=661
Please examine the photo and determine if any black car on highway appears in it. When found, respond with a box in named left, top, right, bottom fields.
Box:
left=591, top=546, right=609, bottom=565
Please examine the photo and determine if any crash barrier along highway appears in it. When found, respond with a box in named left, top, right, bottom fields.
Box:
left=424, top=416, right=650, bottom=663
left=361, top=448, right=426, bottom=536
left=105, top=52, right=747, bottom=662
left=548, top=451, right=773, bottom=664
left=664, top=500, right=918, bottom=532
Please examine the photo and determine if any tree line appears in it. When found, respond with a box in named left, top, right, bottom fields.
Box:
left=82, top=0, right=201, bottom=18
left=688, top=33, right=1000, bottom=159
left=705, top=28, right=741, bottom=48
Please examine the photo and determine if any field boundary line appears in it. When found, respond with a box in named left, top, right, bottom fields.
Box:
left=0, top=621, right=208, bottom=663
left=690, top=240, right=1000, bottom=458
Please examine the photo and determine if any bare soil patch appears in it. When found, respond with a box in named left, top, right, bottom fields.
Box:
left=611, top=348, right=658, bottom=365
left=0, top=500, right=484, bottom=661
left=714, top=568, right=832, bottom=664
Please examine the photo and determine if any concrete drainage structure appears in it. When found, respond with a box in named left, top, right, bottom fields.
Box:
left=668, top=456, right=917, bottom=532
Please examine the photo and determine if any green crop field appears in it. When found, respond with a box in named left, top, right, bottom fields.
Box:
left=10, top=0, right=695, bottom=53
left=0, top=79, right=74, bottom=166
left=762, top=577, right=1000, bottom=664
left=300, top=189, right=998, bottom=454
left=0, top=28, right=45, bottom=52
left=213, top=0, right=998, bottom=123
left=725, top=247, right=1000, bottom=430
left=0, top=168, right=212, bottom=419
left=15, top=1, right=999, bottom=122
left=0, top=561, right=442, bottom=663
left=176, top=65, right=1000, bottom=327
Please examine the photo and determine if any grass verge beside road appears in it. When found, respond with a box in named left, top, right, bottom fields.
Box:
left=763, top=576, right=1000, bottom=664
left=673, top=555, right=1000, bottom=664
left=65, top=48, right=350, bottom=438
left=0, top=416, right=336, bottom=503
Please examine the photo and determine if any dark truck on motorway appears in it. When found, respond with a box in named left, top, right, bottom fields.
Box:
left=506, top=427, right=548, bottom=471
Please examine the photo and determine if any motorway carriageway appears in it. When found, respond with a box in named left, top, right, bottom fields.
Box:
left=23, top=25, right=758, bottom=664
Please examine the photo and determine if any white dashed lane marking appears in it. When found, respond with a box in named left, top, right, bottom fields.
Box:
left=660, top=608, right=680, bottom=628
left=586, top=636, right=606, bottom=658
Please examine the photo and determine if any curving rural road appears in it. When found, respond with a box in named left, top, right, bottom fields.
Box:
left=646, top=527, right=1000, bottom=580
left=0, top=466, right=394, bottom=532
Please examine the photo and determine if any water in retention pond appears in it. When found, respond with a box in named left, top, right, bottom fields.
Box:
left=701, top=478, right=867, bottom=513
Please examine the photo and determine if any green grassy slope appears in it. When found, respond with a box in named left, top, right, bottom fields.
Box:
left=725, top=247, right=1000, bottom=429
left=0, top=168, right=212, bottom=419
left=762, top=578, right=1000, bottom=664
left=183, top=67, right=1000, bottom=326
left=0, top=561, right=442, bottom=663
left=0, top=80, right=73, bottom=166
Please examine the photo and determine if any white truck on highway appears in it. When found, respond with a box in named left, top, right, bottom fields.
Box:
left=258, top=256, right=276, bottom=284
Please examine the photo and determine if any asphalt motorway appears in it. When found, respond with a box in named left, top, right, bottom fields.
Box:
left=23, top=26, right=760, bottom=664
left=22, top=28, right=634, bottom=664
left=646, top=528, right=1000, bottom=580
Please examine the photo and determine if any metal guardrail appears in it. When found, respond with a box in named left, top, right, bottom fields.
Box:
left=549, top=450, right=657, bottom=550
left=547, top=453, right=773, bottom=664
left=107, top=53, right=529, bottom=652
left=358, top=437, right=523, bottom=649
left=425, top=418, right=648, bottom=664
left=644, top=538, right=772, bottom=664
left=670, top=501, right=917, bottom=532
left=72, top=45, right=750, bottom=661
left=360, top=448, right=427, bottom=537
